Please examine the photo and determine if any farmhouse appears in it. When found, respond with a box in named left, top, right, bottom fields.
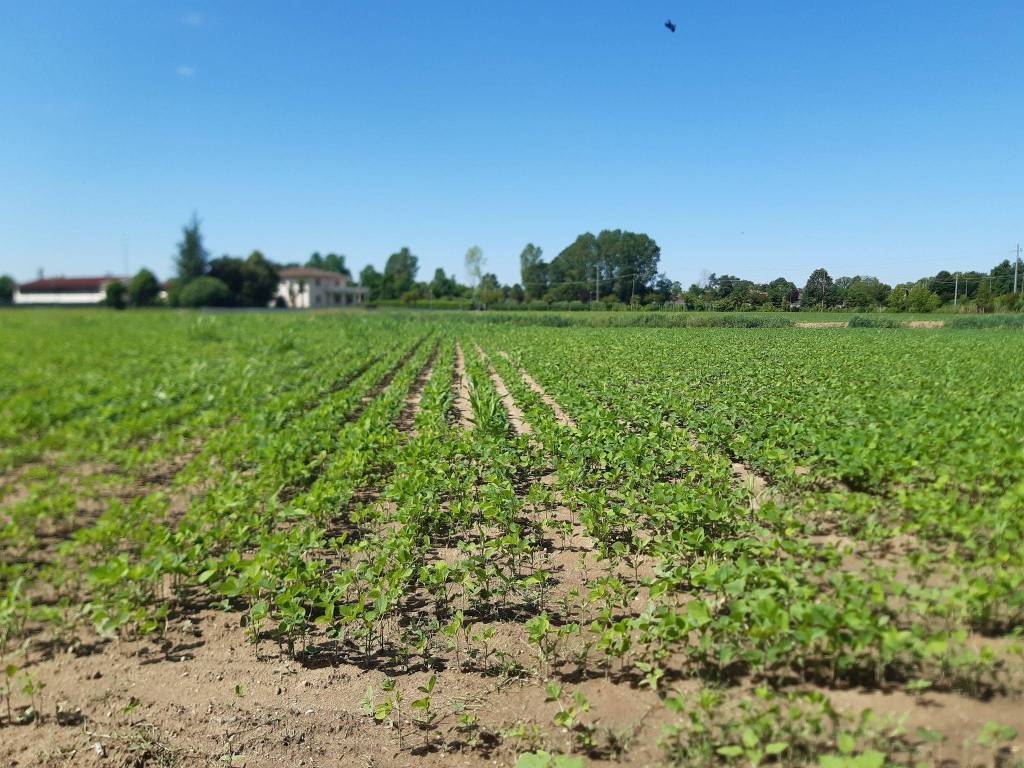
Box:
left=14, top=275, right=128, bottom=305
left=275, top=267, right=369, bottom=308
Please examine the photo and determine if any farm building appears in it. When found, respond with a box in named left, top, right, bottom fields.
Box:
left=14, top=275, right=129, bottom=305
left=275, top=267, right=369, bottom=308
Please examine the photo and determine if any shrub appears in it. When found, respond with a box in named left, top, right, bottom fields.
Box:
left=128, top=269, right=162, bottom=307
left=178, top=276, right=232, bottom=308
left=102, top=281, right=127, bottom=310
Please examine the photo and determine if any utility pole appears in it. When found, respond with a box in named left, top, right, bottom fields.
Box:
left=595, top=265, right=600, bottom=305
left=953, top=272, right=959, bottom=309
left=1014, top=243, right=1021, bottom=294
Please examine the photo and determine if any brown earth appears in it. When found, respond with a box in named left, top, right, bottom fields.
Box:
left=452, top=343, right=474, bottom=430
left=5, top=604, right=1021, bottom=768
left=396, top=345, right=439, bottom=436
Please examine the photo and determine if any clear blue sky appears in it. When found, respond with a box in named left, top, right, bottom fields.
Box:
left=1, top=1, right=1021, bottom=288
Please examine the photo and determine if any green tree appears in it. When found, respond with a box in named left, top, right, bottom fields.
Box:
left=974, top=278, right=994, bottom=313
left=103, top=281, right=127, bottom=309
left=547, top=232, right=598, bottom=302
left=546, top=230, right=661, bottom=303
left=989, top=259, right=1015, bottom=296
left=175, top=214, right=208, bottom=284
left=307, top=252, right=351, bottom=278
left=802, top=268, right=836, bottom=310
left=905, top=281, right=941, bottom=312
left=886, top=285, right=906, bottom=311
left=429, top=268, right=459, bottom=298
left=240, top=251, right=280, bottom=306
left=0, top=275, right=14, bottom=304
left=382, top=247, right=418, bottom=299
left=359, top=265, right=385, bottom=301
left=519, top=243, right=547, bottom=300
left=477, top=272, right=503, bottom=308
left=845, top=276, right=891, bottom=310
left=208, top=251, right=280, bottom=306
left=178, top=276, right=231, bottom=307
left=927, top=270, right=957, bottom=303
left=766, top=277, right=798, bottom=309
left=128, top=269, right=161, bottom=307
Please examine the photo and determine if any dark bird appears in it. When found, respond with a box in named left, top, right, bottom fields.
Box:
left=665, top=19, right=677, bottom=32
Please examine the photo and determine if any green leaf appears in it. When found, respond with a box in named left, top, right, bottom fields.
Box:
left=837, top=732, right=856, bottom=754
left=853, top=751, right=886, bottom=768
left=716, top=745, right=744, bottom=758
left=516, top=751, right=552, bottom=768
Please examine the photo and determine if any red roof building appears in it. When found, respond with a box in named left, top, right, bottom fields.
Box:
left=14, top=275, right=128, bottom=304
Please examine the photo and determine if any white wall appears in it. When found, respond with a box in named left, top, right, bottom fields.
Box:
left=14, top=290, right=105, bottom=305
left=274, top=279, right=368, bottom=309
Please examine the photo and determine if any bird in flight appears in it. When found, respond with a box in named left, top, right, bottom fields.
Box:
left=665, top=19, right=677, bottom=32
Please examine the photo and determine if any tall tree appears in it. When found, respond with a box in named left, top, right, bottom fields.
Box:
left=382, top=247, right=418, bottom=298
left=546, top=230, right=660, bottom=303
left=519, top=243, right=547, bottom=300
left=175, top=214, right=208, bottom=284
left=464, top=246, right=484, bottom=293
left=596, top=229, right=661, bottom=302
left=802, top=268, right=836, bottom=310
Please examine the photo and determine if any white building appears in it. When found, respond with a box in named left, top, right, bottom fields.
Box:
left=14, top=275, right=129, bottom=305
left=275, top=267, right=369, bottom=308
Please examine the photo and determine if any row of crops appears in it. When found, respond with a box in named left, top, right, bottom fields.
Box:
left=1, top=310, right=1022, bottom=766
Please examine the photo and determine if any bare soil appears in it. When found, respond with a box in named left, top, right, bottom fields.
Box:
left=452, top=343, right=474, bottom=430
left=396, top=344, right=439, bottom=436
left=5, top=602, right=1020, bottom=768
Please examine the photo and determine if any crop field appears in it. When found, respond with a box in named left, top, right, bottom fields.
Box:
left=1, top=309, right=1023, bottom=768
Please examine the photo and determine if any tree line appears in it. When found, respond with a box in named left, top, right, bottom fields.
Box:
left=1, top=217, right=1020, bottom=313
left=681, top=263, right=1023, bottom=313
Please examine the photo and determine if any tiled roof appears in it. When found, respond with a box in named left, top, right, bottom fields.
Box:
left=279, top=267, right=350, bottom=282
left=17, top=276, right=127, bottom=293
